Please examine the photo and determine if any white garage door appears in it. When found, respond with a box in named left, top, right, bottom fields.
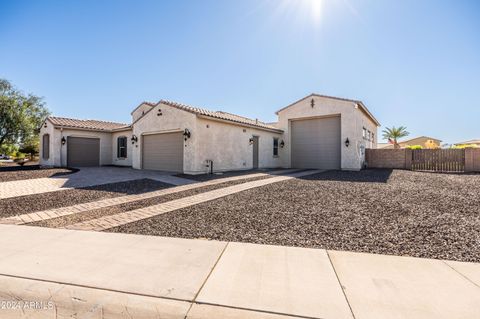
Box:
left=142, top=132, right=184, bottom=172
left=291, top=116, right=341, bottom=170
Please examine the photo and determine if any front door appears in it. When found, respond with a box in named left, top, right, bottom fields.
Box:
left=252, top=136, right=259, bottom=169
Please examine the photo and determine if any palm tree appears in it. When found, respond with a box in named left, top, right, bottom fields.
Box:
left=382, top=126, right=409, bottom=149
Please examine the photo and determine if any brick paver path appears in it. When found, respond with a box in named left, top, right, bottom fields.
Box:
left=64, top=170, right=322, bottom=231
left=0, top=169, right=300, bottom=225
left=0, top=167, right=194, bottom=199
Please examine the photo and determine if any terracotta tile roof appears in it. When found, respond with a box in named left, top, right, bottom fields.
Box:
left=159, top=100, right=282, bottom=131
left=47, top=116, right=130, bottom=132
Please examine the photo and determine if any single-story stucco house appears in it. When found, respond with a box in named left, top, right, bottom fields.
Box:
left=39, top=94, right=380, bottom=174
left=377, top=136, right=442, bottom=149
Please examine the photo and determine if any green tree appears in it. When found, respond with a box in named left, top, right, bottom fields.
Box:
left=382, top=126, right=409, bottom=149
left=0, top=79, right=50, bottom=154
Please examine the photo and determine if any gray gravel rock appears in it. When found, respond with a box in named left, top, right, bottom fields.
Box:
left=0, top=179, right=171, bottom=218
left=109, top=169, right=480, bottom=262
left=0, top=166, right=75, bottom=182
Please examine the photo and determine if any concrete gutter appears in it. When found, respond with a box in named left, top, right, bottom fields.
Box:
left=0, top=225, right=478, bottom=318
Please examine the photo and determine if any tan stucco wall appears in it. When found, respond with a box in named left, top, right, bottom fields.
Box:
left=131, top=102, right=197, bottom=172
left=192, top=117, right=282, bottom=174
left=277, top=96, right=378, bottom=170
left=112, top=130, right=133, bottom=167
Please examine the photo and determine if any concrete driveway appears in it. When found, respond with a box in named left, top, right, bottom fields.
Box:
left=0, top=166, right=194, bottom=199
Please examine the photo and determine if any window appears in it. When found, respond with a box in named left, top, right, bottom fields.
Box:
left=362, top=127, right=367, bottom=139
left=117, top=136, right=127, bottom=158
left=273, top=138, right=279, bottom=156
left=367, top=130, right=371, bottom=141
left=42, top=134, right=50, bottom=160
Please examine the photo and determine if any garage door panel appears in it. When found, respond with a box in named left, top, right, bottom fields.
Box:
left=67, top=137, right=100, bottom=167
left=291, top=117, right=341, bottom=170
left=142, top=132, right=183, bottom=172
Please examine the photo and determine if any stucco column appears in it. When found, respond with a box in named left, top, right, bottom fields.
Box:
left=465, top=148, right=473, bottom=172
left=404, top=149, right=412, bottom=170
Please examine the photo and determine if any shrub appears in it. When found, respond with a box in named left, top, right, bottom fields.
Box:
left=453, top=144, right=479, bottom=149
left=407, top=145, right=423, bottom=150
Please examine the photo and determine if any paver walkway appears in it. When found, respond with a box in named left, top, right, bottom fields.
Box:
left=0, top=169, right=300, bottom=225
left=0, top=166, right=194, bottom=199
left=0, top=224, right=478, bottom=319
left=64, top=169, right=321, bottom=231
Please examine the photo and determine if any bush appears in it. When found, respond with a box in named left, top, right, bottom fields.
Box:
left=0, top=144, right=19, bottom=157
left=13, top=151, right=26, bottom=159
left=453, top=144, right=479, bottom=149
left=407, top=145, right=423, bottom=150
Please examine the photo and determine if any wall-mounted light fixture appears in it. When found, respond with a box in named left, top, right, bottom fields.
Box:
left=131, top=135, right=138, bottom=144
left=280, top=140, right=285, bottom=148
left=249, top=137, right=254, bottom=145
left=345, top=138, right=350, bottom=147
left=61, top=136, right=66, bottom=145
left=183, top=129, right=191, bottom=141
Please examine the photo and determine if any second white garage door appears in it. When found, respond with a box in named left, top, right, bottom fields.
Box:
left=291, top=116, right=341, bottom=170
left=142, top=132, right=184, bottom=172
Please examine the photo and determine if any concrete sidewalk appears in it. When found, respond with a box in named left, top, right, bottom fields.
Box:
left=0, top=225, right=478, bottom=319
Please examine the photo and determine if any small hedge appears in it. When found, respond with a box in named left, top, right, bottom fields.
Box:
left=406, top=145, right=423, bottom=150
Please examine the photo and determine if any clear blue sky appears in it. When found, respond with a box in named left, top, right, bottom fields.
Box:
left=1, top=0, right=479, bottom=144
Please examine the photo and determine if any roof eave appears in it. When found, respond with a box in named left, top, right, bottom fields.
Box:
left=196, top=115, right=283, bottom=133
left=52, top=125, right=120, bottom=133
left=130, top=101, right=155, bottom=115
left=357, top=102, right=381, bottom=127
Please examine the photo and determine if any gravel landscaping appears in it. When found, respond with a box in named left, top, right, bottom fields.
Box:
left=109, top=169, right=480, bottom=262
left=0, top=165, right=76, bottom=182
left=0, top=179, right=171, bottom=218
left=33, top=175, right=272, bottom=228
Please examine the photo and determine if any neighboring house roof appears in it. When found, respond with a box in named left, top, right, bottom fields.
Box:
left=275, top=93, right=381, bottom=126
left=376, top=143, right=391, bottom=149
left=454, top=139, right=480, bottom=145
left=139, top=100, right=282, bottom=132
left=399, top=136, right=442, bottom=144
left=47, top=116, right=130, bottom=132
